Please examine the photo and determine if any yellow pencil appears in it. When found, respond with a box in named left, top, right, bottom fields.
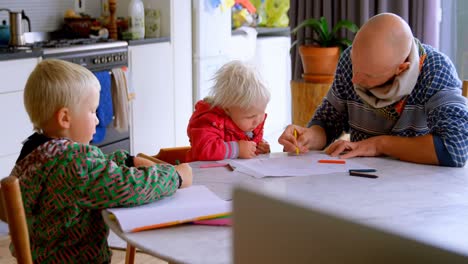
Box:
left=294, top=129, right=299, bottom=155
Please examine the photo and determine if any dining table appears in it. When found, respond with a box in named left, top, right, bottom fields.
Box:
left=103, top=152, right=468, bottom=264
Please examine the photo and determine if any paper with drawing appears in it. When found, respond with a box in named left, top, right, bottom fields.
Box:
left=228, top=152, right=372, bottom=178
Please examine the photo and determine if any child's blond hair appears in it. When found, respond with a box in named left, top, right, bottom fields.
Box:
left=24, top=59, right=100, bottom=132
left=209, top=60, right=270, bottom=109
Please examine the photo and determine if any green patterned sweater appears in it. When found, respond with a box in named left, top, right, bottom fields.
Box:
left=9, top=133, right=180, bottom=263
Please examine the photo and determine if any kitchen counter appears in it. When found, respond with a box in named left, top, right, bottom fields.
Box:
left=127, top=36, right=171, bottom=46
left=0, top=47, right=42, bottom=61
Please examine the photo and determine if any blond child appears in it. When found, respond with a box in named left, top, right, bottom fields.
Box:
left=187, top=60, right=271, bottom=161
left=8, top=59, right=192, bottom=263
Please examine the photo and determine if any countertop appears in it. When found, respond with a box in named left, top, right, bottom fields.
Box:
left=0, top=27, right=291, bottom=60
left=0, top=47, right=42, bottom=61
left=126, top=36, right=171, bottom=46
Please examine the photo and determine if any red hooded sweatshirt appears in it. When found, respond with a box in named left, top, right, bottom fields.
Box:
left=187, top=99, right=266, bottom=161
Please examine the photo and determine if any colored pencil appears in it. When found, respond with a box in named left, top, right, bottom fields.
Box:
left=294, top=129, right=299, bottom=155
left=131, top=212, right=231, bottom=232
left=318, top=159, right=346, bottom=164
left=349, top=171, right=378, bottom=179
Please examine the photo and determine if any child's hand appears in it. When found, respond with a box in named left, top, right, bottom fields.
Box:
left=256, top=140, right=270, bottom=154
left=175, top=163, right=193, bottom=188
left=238, top=140, right=257, bottom=159
left=133, top=156, right=155, bottom=167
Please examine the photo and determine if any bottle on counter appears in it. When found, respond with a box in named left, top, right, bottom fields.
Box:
left=128, top=0, right=145, bottom=39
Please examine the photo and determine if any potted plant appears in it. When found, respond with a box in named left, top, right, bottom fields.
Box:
left=291, top=16, right=359, bottom=83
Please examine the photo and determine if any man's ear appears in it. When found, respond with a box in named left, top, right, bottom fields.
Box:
left=395, top=62, right=410, bottom=76
left=56, top=107, right=71, bottom=129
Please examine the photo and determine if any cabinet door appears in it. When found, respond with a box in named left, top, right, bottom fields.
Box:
left=129, top=42, right=175, bottom=155
left=0, top=58, right=38, bottom=178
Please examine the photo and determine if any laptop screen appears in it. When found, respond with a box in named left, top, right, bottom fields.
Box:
left=232, top=187, right=468, bottom=264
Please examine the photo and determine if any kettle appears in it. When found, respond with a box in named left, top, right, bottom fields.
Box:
left=0, top=9, right=31, bottom=46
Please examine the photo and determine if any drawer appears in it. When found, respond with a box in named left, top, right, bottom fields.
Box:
left=0, top=58, right=38, bottom=94
left=0, top=91, right=32, bottom=157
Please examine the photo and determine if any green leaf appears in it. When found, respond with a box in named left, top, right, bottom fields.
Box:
left=292, top=17, right=359, bottom=49
left=332, top=20, right=359, bottom=35
left=318, top=17, right=330, bottom=41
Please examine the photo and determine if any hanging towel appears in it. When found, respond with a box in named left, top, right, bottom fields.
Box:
left=111, top=67, right=130, bottom=132
left=92, top=71, right=114, bottom=144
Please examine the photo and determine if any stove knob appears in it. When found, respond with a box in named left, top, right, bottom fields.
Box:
left=93, top=58, right=100, bottom=64
left=100, top=57, right=106, bottom=63
left=107, top=56, right=112, bottom=62
left=114, top=55, right=119, bottom=61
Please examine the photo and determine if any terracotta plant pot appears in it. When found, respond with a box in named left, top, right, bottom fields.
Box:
left=299, top=45, right=340, bottom=83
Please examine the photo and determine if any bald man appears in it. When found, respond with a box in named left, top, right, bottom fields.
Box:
left=279, top=13, right=468, bottom=167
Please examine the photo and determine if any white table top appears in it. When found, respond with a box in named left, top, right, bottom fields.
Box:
left=103, top=152, right=468, bottom=264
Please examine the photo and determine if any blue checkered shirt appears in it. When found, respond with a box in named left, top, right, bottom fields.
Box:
left=309, top=43, right=468, bottom=167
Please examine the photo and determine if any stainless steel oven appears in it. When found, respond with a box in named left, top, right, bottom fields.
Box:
left=41, top=39, right=130, bottom=154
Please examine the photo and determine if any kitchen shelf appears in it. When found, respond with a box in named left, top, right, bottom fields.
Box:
left=232, top=27, right=290, bottom=37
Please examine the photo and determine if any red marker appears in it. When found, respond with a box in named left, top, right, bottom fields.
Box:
left=318, top=159, right=346, bottom=164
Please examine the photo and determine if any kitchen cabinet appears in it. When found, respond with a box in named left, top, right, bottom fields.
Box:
left=0, top=57, right=39, bottom=179
left=129, top=42, right=175, bottom=154
left=129, top=0, right=192, bottom=154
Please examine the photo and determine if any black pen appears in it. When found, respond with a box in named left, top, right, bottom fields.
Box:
left=348, top=169, right=377, bottom=173
left=349, top=171, right=378, bottom=179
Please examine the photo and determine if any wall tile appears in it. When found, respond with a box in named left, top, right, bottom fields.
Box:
left=0, top=0, right=100, bottom=32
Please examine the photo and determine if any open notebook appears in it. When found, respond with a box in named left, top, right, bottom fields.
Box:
left=107, top=185, right=231, bottom=232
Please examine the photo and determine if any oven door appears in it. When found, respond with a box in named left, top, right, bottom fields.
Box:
left=90, top=68, right=130, bottom=155
left=92, top=124, right=130, bottom=154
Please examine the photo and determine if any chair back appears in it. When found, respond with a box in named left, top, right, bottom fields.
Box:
left=142, top=146, right=191, bottom=165
left=0, top=176, right=33, bottom=264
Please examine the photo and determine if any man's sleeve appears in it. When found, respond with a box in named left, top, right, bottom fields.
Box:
left=308, top=49, right=351, bottom=146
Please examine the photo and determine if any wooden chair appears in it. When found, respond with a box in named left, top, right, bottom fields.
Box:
left=0, top=175, right=33, bottom=264
left=137, top=146, right=191, bottom=165
left=0, top=176, right=137, bottom=264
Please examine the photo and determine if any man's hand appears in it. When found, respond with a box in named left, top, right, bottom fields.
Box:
left=326, top=137, right=381, bottom=158
left=238, top=140, right=257, bottom=159
left=278, top=125, right=326, bottom=153
left=327, top=135, right=439, bottom=165
left=256, top=140, right=270, bottom=154
left=174, top=163, right=193, bottom=188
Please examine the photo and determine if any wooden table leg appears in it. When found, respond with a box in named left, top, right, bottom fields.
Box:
left=125, top=244, right=136, bottom=264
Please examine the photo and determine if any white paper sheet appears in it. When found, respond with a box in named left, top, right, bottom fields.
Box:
left=107, top=185, right=231, bottom=232
left=228, top=152, right=372, bottom=178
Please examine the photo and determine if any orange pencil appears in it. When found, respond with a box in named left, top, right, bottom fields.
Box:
left=318, top=159, right=346, bottom=164
left=131, top=212, right=231, bottom=232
